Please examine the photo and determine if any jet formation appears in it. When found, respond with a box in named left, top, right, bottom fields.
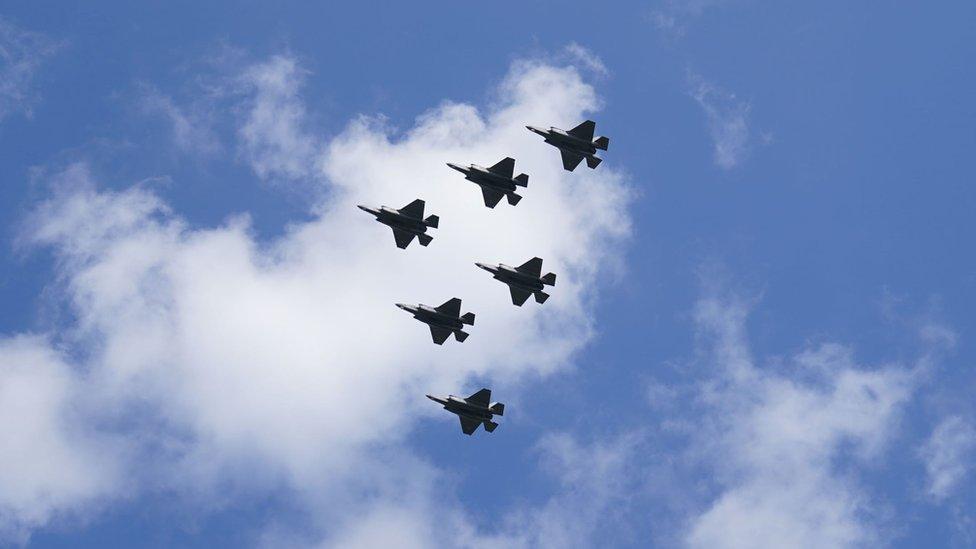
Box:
left=361, top=119, right=610, bottom=434
left=447, top=157, right=529, bottom=208
left=397, top=297, right=476, bottom=345
left=476, top=257, right=556, bottom=306
left=358, top=199, right=439, bottom=249
left=427, top=388, right=505, bottom=435
left=526, top=119, right=609, bottom=171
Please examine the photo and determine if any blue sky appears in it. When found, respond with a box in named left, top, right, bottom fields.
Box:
left=1, top=2, right=974, bottom=547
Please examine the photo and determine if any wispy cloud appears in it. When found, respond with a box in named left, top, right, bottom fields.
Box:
left=138, top=84, right=222, bottom=156
left=683, top=291, right=926, bottom=548
left=920, top=415, right=976, bottom=502
left=563, top=43, right=609, bottom=78
left=649, top=0, right=736, bottom=38
left=236, top=55, right=321, bottom=182
left=687, top=72, right=754, bottom=170
left=0, top=17, right=59, bottom=123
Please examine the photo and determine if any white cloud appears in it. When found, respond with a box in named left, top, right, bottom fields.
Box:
left=7, top=54, right=631, bottom=541
left=687, top=73, right=753, bottom=170
left=236, top=55, right=321, bottom=182
left=0, top=17, right=59, bottom=122
left=0, top=335, right=123, bottom=543
left=563, top=43, right=608, bottom=78
left=500, top=432, right=644, bottom=548
left=684, top=295, right=917, bottom=548
left=920, top=416, right=976, bottom=502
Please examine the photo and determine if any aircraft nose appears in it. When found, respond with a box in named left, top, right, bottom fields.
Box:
left=475, top=262, right=490, bottom=271
left=446, top=162, right=465, bottom=173
left=357, top=205, right=373, bottom=213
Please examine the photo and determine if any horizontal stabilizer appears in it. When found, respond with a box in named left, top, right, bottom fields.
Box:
left=454, top=330, right=469, bottom=343
left=514, top=173, right=529, bottom=187
left=586, top=155, right=602, bottom=169
left=483, top=420, right=498, bottom=433
left=594, top=135, right=610, bottom=150
left=534, top=291, right=549, bottom=304
left=489, top=402, right=505, bottom=416
left=541, top=272, right=556, bottom=286
left=460, top=312, right=475, bottom=326
left=417, top=233, right=433, bottom=247
left=424, top=214, right=439, bottom=228
left=507, top=192, right=522, bottom=206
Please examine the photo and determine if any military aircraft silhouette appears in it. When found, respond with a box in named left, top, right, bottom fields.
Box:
left=446, top=157, right=529, bottom=208
left=427, top=388, right=504, bottom=435
left=358, top=199, right=439, bottom=249
left=397, top=297, right=475, bottom=344
left=526, top=120, right=609, bottom=171
left=476, top=257, right=556, bottom=306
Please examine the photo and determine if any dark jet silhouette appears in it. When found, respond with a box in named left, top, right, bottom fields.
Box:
left=446, top=157, right=529, bottom=208
left=358, top=199, right=439, bottom=249
left=476, top=257, right=556, bottom=306
left=526, top=120, right=609, bottom=171
left=397, top=297, right=475, bottom=344
left=427, top=388, right=504, bottom=435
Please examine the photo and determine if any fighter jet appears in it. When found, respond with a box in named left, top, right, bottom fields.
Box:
left=476, top=257, right=556, bottom=306
left=427, top=388, right=504, bottom=435
left=396, top=297, right=475, bottom=344
left=358, top=199, right=439, bottom=249
left=526, top=120, right=609, bottom=171
left=446, top=157, right=529, bottom=208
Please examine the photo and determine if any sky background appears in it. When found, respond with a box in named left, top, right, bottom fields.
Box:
left=1, top=1, right=975, bottom=548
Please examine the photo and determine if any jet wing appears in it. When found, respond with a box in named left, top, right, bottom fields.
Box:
left=392, top=228, right=416, bottom=249
left=429, top=326, right=452, bottom=345
left=434, top=297, right=462, bottom=317
left=510, top=287, right=532, bottom=306
left=560, top=150, right=584, bottom=171
left=567, top=120, right=596, bottom=141
left=398, top=199, right=425, bottom=219
left=481, top=187, right=505, bottom=208
left=487, top=157, right=515, bottom=178
left=466, top=388, right=491, bottom=406
left=459, top=416, right=481, bottom=435
left=516, top=257, right=543, bottom=277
